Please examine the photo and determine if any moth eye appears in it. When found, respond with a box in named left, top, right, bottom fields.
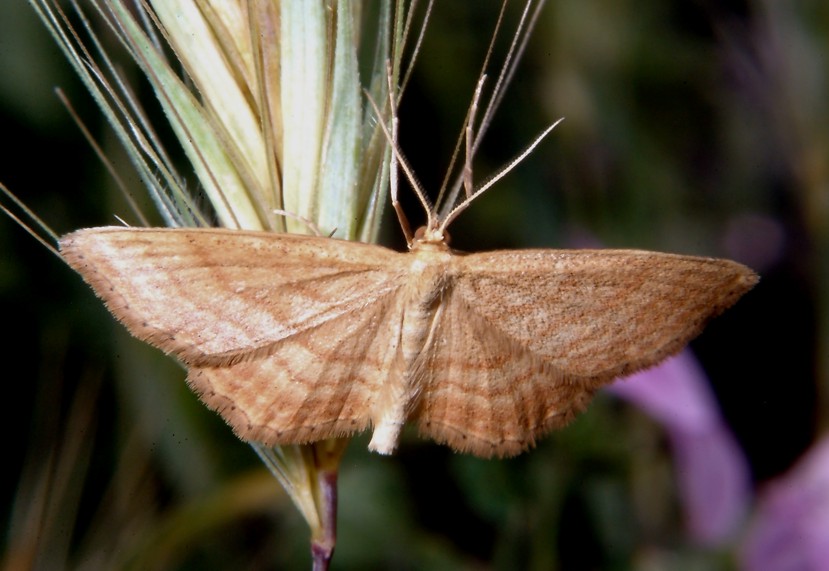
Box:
left=413, top=226, right=427, bottom=240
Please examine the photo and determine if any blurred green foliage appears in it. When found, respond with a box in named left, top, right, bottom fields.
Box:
left=1, top=1, right=826, bottom=569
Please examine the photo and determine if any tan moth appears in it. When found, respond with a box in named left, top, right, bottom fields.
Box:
left=58, top=52, right=757, bottom=458
left=60, top=223, right=756, bottom=457
left=59, top=121, right=756, bottom=458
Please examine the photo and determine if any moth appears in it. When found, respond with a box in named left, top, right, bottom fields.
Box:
left=59, top=217, right=756, bottom=457
left=58, top=66, right=756, bottom=458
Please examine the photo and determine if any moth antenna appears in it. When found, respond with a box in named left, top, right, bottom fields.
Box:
left=439, top=118, right=564, bottom=233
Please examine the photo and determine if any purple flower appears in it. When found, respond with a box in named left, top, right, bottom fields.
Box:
left=740, top=435, right=829, bottom=571
left=608, top=351, right=752, bottom=545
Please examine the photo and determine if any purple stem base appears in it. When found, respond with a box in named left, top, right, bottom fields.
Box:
left=310, top=469, right=338, bottom=571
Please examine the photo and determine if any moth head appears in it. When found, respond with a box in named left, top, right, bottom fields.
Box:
left=413, top=224, right=451, bottom=247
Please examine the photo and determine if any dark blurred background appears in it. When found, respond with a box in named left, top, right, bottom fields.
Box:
left=1, top=1, right=825, bottom=569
